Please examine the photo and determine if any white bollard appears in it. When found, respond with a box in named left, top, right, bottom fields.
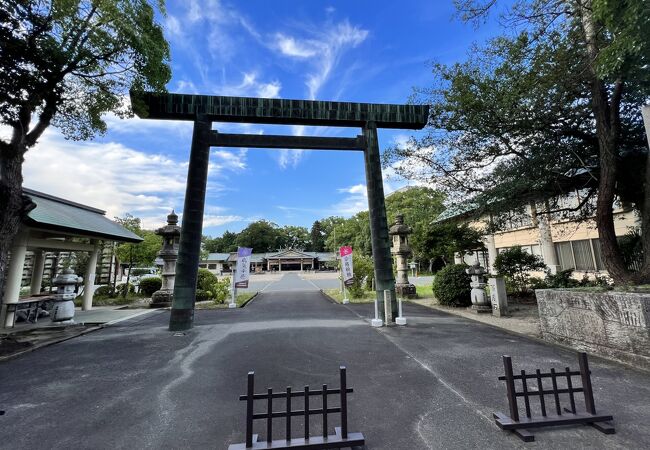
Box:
left=383, top=290, right=393, bottom=325
left=228, top=271, right=237, bottom=308
left=396, top=297, right=407, bottom=325
left=371, top=295, right=383, bottom=327
left=342, top=285, right=350, bottom=304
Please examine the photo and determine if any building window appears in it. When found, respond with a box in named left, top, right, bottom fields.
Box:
left=208, top=264, right=217, bottom=270
left=555, top=242, right=575, bottom=270
left=199, top=264, right=207, bottom=268
left=555, top=239, right=604, bottom=272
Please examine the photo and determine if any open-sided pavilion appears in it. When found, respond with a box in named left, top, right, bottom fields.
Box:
left=0, top=189, right=142, bottom=328
left=131, top=91, right=429, bottom=331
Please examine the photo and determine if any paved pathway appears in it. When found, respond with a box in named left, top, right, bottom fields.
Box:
left=0, top=273, right=649, bottom=449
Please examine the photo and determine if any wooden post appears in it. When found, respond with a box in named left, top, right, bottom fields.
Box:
left=340, top=366, right=348, bottom=439
left=322, top=384, right=328, bottom=438
left=246, top=372, right=254, bottom=448
left=503, top=356, right=520, bottom=422
left=578, top=352, right=596, bottom=415
left=304, top=385, right=310, bottom=440
left=286, top=387, right=292, bottom=441
left=267, top=388, right=273, bottom=443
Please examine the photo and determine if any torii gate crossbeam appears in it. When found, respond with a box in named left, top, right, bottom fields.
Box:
left=131, top=91, right=429, bottom=331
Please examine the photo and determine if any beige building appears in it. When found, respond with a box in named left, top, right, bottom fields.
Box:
left=437, top=198, right=639, bottom=277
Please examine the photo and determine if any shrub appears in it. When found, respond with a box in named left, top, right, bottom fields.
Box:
left=115, top=282, right=135, bottom=296
left=208, top=278, right=231, bottom=304
left=494, top=247, right=546, bottom=294
left=432, top=264, right=471, bottom=306
left=197, top=268, right=218, bottom=291
left=195, top=289, right=210, bottom=302
left=139, top=277, right=162, bottom=296
left=346, top=254, right=374, bottom=298
left=94, top=285, right=114, bottom=298
left=544, top=269, right=579, bottom=288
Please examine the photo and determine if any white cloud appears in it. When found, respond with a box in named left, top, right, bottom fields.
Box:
left=270, top=20, right=368, bottom=100
left=338, top=184, right=366, bottom=195
left=21, top=129, right=243, bottom=230
left=274, top=34, right=318, bottom=58
left=202, top=214, right=244, bottom=227
left=220, top=72, right=282, bottom=98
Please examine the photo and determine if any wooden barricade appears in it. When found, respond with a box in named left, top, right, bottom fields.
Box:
left=228, top=366, right=365, bottom=450
left=494, top=352, right=615, bottom=442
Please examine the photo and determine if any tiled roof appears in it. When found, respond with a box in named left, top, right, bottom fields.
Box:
left=23, top=189, right=143, bottom=243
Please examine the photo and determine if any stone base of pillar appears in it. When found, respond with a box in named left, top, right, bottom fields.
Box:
left=150, top=289, right=173, bottom=308
left=395, top=283, right=417, bottom=298
left=371, top=318, right=383, bottom=327
left=471, top=304, right=492, bottom=314
left=396, top=317, right=407, bottom=325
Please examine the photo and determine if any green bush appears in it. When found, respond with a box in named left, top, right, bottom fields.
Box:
left=94, top=285, right=114, bottom=297
left=208, top=278, right=231, bottom=304
left=346, top=254, right=374, bottom=298
left=544, top=269, right=579, bottom=288
left=197, top=268, right=218, bottom=291
left=195, top=289, right=210, bottom=302
left=115, top=282, right=135, bottom=296
left=432, top=264, right=471, bottom=306
left=494, top=247, right=546, bottom=294
left=139, top=277, right=162, bottom=296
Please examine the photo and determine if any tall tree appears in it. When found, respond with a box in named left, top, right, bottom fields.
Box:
left=387, top=0, right=650, bottom=283
left=236, top=220, right=281, bottom=252
left=309, top=220, right=325, bottom=252
left=114, top=214, right=162, bottom=267
left=277, top=225, right=310, bottom=250
left=203, top=230, right=238, bottom=253
left=0, top=1, right=170, bottom=299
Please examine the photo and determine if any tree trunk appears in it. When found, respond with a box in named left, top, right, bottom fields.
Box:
left=578, top=2, right=646, bottom=283
left=0, top=150, right=29, bottom=304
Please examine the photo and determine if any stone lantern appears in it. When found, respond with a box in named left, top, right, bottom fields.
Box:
left=150, top=210, right=181, bottom=308
left=466, top=261, right=491, bottom=313
left=51, top=267, right=82, bottom=323
left=389, top=214, right=416, bottom=298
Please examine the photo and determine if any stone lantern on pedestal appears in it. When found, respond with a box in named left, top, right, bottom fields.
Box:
left=150, top=210, right=181, bottom=308
left=51, top=267, right=82, bottom=323
left=389, top=214, right=416, bottom=298
left=466, top=261, right=491, bottom=313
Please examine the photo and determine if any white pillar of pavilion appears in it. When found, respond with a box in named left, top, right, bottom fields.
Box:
left=2, top=231, right=29, bottom=328
left=30, top=250, right=46, bottom=295
left=300, top=259, right=304, bottom=271
left=82, top=240, right=100, bottom=311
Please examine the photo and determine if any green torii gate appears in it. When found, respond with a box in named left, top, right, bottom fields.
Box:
left=131, top=92, right=429, bottom=331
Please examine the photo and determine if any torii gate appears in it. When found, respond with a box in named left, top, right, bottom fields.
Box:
left=131, top=92, right=429, bottom=331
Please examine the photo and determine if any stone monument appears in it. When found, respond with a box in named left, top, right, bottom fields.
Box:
left=466, top=261, right=491, bottom=313
left=389, top=214, right=416, bottom=298
left=488, top=277, right=509, bottom=317
left=51, top=268, right=82, bottom=323
left=151, top=210, right=181, bottom=308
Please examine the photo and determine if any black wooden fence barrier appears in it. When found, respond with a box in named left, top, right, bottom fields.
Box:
left=494, top=352, right=615, bottom=442
left=228, top=366, right=365, bottom=449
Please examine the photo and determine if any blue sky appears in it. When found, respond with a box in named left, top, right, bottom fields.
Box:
left=22, top=0, right=502, bottom=236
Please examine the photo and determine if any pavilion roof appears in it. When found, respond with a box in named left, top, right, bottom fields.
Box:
left=23, top=189, right=143, bottom=243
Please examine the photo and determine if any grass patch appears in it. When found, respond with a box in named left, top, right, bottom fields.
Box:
left=415, top=284, right=434, bottom=298
left=195, top=292, right=257, bottom=309
left=74, top=294, right=146, bottom=307
left=324, top=289, right=375, bottom=304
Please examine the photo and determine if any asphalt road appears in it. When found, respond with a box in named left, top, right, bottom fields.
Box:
left=1, top=273, right=649, bottom=449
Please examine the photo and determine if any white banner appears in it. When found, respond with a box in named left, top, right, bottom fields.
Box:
left=340, top=246, right=353, bottom=286
left=234, top=247, right=253, bottom=288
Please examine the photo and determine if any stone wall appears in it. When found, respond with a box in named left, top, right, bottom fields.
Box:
left=536, top=289, right=650, bottom=370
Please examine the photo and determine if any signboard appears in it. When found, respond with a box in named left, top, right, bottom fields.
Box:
left=339, top=246, right=354, bottom=286
left=234, top=247, right=253, bottom=288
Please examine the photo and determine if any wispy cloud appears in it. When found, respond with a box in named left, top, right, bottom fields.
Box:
left=271, top=20, right=368, bottom=100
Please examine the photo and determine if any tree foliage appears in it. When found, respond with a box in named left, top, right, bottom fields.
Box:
left=494, top=246, right=547, bottom=293
left=432, top=263, right=471, bottom=306
left=387, top=0, right=650, bottom=283
left=236, top=220, right=281, bottom=252
left=0, top=0, right=170, bottom=299
left=114, top=214, right=162, bottom=267
left=309, top=220, right=325, bottom=252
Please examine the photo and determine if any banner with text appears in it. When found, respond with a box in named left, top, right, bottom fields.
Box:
left=234, top=247, right=253, bottom=288
left=339, top=246, right=354, bottom=286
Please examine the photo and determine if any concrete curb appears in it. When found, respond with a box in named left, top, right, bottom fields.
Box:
left=0, top=324, right=104, bottom=363
left=0, top=309, right=159, bottom=363
left=240, top=291, right=260, bottom=308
